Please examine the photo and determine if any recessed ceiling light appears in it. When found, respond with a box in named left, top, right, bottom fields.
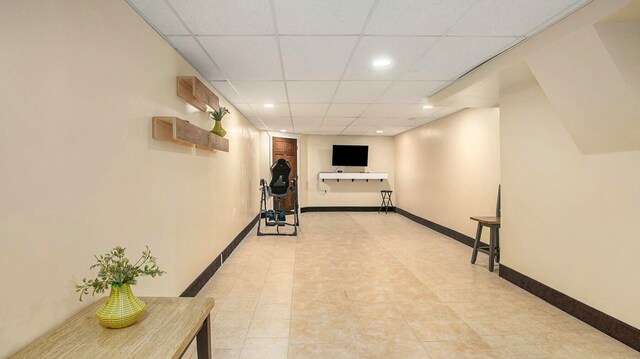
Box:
left=423, top=105, right=433, bottom=109
left=372, top=58, right=392, bottom=68
left=280, top=129, right=287, bottom=132
left=376, top=130, right=383, bottom=134
left=264, top=103, right=274, bottom=108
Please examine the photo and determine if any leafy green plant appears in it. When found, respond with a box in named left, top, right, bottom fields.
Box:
left=209, top=107, right=230, bottom=121
left=76, top=246, right=165, bottom=301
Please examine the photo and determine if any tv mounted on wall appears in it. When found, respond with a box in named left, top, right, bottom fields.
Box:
left=332, top=145, right=369, bottom=167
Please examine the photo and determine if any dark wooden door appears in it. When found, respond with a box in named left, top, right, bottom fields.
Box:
left=272, top=137, right=297, bottom=211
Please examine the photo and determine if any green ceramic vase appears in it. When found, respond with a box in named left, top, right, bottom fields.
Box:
left=211, top=120, right=227, bottom=137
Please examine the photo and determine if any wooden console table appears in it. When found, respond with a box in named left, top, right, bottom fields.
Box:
left=11, top=297, right=214, bottom=359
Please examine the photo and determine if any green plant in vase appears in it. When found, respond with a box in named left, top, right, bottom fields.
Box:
left=76, top=246, right=165, bottom=328
left=209, top=106, right=230, bottom=137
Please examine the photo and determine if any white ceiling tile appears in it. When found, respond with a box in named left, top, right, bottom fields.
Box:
left=377, top=81, right=447, bottom=103
left=280, top=36, right=359, bottom=80
left=167, top=36, right=224, bottom=80
left=293, top=117, right=323, bottom=126
left=343, top=37, right=438, bottom=80
left=341, top=127, right=368, bottom=135
left=272, top=125, right=295, bottom=132
left=211, top=81, right=244, bottom=103
left=275, top=0, right=375, bottom=34
left=286, top=81, right=338, bottom=103
left=362, top=104, right=437, bottom=118
left=365, top=0, right=478, bottom=35
left=447, top=0, right=587, bottom=37
left=352, top=117, right=409, bottom=126
left=317, top=125, right=347, bottom=132
left=402, top=36, right=519, bottom=81
left=245, top=116, right=268, bottom=129
left=128, top=0, right=190, bottom=35
left=168, top=0, right=274, bottom=35
left=199, top=36, right=282, bottom=80
left=230, top=81, right=287, bottom=103
left=232, top=103, right=258, bottom=120
left=257, top=116, right=292, bottom=127
left=250, top=103, right=290, bottom=117
left=333, top=81, right=391, bottom=103
left=290, top=104, right=329, bottom=117
left=323, top=117, right=356, bottom=126
left=325, top=104, right=368, bottom=117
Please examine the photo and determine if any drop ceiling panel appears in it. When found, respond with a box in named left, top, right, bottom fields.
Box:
left=211, top=81, right=244, bottom=103
left=129, top=0, right=189, bottom=35
left=325, top=104, right=368, bottom=117
left=323, top=117, right=356, bottom=126
left=447, top=0, right=587, bottom=37
left=333, top=81, right=391, bottom=103
left=275, top=0, right=375, bottom=34
left=250, top=103, right=290, bottom=117
left=361, top=104, right=438, bottom=118
left=230, top=81, right=287, bottom=103
left=351, top=117, right=409, bottom=126
left=199, top=36, right=282, bottom=80
left=402, top=36, right=519, bottom=80
left=286, top=81, right=339, bottom=103
left=365, top=0, right=479, bottom=35
left=377, top=81, right=447, bottom=103
left=167, top=36, right=224, bottom=80
left=168, top=0, right=274, bottom=35
left=280, top=36, right=359, bottom=80
left=293, top=117, right=323, bottom=126
left=127, top=0, right=587, bottom=136
left=257, top=116, right=292, bottom=127
left=343, top=37, right=439, bottom=80
left=341, top=127, right=368, bottom=135
left=290, top=103, right=330, bottom=117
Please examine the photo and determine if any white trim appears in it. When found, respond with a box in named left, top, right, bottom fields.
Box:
left=268, top=132, right=302, bottom=214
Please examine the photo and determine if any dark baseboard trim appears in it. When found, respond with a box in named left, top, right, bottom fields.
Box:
left=180, top=214, right=260, bottom=297
left=301, top=206, right=392, bottom=213
left=500, top=264, right=640, bottom=352
left=394, top=207, right=485, bottom=248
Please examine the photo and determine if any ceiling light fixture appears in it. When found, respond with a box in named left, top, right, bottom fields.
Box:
left=423, top=105, right=434, bottom=109
left=264, top=103, right=274, bottom=108
left=280, top=129, right=287, bottom=132
left=376, top=130, right=383, bottom=134
left=372, top=57, right=392, bottom=68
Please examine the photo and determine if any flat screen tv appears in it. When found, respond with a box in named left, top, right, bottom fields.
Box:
left=332, top=145, right=368, bottom=167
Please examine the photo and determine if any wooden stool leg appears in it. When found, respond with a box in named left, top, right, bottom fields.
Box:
left=470, top=223, right=483, bottom=264
left=496, top=228, right=500, bottom=263
left=488, top=227, right=496, bottom=272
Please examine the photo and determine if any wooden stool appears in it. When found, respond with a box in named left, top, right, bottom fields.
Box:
left=379, top=190, right=393, bottom=214
left=470, top=216, right=501, bottom=272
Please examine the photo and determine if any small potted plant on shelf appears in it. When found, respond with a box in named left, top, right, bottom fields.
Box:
left=76, top=246, right=165, bottom=328
left=209, top=106, right=230, bottom=137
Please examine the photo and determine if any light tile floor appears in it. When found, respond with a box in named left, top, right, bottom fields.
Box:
left=186, top=212, right=639, bottom=359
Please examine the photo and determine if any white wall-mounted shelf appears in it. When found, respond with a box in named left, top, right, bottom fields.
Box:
left=319, top=172, right=388, bottom=182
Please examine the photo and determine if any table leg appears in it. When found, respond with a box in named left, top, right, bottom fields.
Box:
left=470, top=223, right=483, bottom=264
left=488, top=227, right=496, bottom=272
left=196, top=314, right=211, bottom=359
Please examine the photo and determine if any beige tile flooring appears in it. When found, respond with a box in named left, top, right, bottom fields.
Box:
left=185, top=212, right=639, bottom=359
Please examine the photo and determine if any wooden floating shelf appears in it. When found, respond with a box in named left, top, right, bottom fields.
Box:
left=153, top=117, right=229, bottom=152
left=177, top=76, right=219, bottom=112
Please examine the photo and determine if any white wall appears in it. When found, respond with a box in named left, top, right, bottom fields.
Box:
left=0, top=1, right=259, bottom=356
left=394, top=108, right=501, bottom=238
left=303, top=135, right=395, bottom=207
left=500, top=82, right=640, bottom=328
